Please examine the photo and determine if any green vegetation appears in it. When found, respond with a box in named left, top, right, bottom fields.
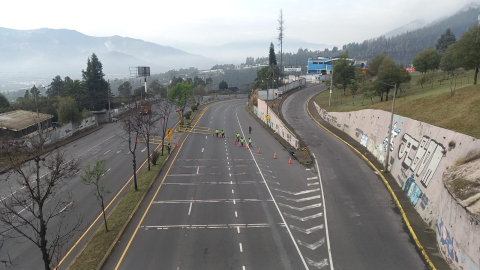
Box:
left=219, top=80, right=229, bottom=90
left=314, top=71, right=480, bottom=138
left=168, top=82, right=195, bottom=124
left=69, top=151, right=168, bottom=270
left=56, top=96, right=82, bottom=124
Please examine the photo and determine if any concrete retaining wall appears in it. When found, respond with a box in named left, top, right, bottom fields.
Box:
left=258, top=79, right=306, bottom=100
left=313, top=101, right=480, bottom=269
left=438, top=169, right=480, bottom=270
left=255, top=98, right=299, bottom=148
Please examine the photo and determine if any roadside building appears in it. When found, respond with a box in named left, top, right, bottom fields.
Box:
left=0, top=110, right=53, bottom=138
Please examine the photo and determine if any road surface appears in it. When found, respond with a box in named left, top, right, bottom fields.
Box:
left=104, top=99, right=332, bottom=270
left=281, top=84, right=427, bottom=270
left=0, top=105, right=180, bottom=270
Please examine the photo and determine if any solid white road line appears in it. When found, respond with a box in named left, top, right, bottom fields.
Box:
left=283, top=212, right=323, bottom=221
left=297, top=238, right=325, bottom=250
left=289, top=225, right=324, bottom=234
left=239, top=243, right=243, bottom=253
left=274, top=188, right=320, bottom=196
left=277, top=195, right=321, bottom=202
left=188, top=202, right=192, bottom=215
left=313, top=153, right=334, bottom=270
left=278, top=203, right=322, bottom=211
left=234, top=106, right=310, bottom=270
left=305, top=258, right=329, bottom=269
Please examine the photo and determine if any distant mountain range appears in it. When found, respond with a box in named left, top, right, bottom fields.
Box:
left=0, top=28, right=217, bottom=77
left=384, top=19, right=429, bottom=37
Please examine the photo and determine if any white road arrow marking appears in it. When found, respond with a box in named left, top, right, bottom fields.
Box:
left=282, top=212, right=323, bottom=221
left=277, top=195, right=321, bottom=202
left=278, top=203, right=322, bottom=211
left=274, top=188, right=320, bottom=195
left=289, top=224, right=324, bottom=234
left=305, top=258, right=329, bottom=269
left=297, top=238, right=325, bottom=250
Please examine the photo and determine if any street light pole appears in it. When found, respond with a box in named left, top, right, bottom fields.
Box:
left=384, top=83, right=397, bottom=172
left=107, top=80, right=111, bottom=122
left=329, top=61, right=334, bottom=106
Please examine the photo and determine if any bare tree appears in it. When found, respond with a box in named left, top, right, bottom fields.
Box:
left=119, top=104, right=141, bottom=191
left=158, top=100, right=175, bottom=156
left=137, top=101, right=162, bottom=171
left=0, top=128, right=82, bottom=270
left=80, top=159, right=110, bottom=232
left=277, top=9, right=285, bottom=78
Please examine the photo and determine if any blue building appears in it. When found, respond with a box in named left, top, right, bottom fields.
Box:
left=307, top=57, right=334, bottom=75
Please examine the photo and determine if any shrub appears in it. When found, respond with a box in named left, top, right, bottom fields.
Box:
left=151, top=150, right=160, bottom=165
left=184, top=111, right=192, bottom=120
left=191, top=105, right=198, bottom=111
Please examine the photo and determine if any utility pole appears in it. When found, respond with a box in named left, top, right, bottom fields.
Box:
left=107, top=80, right=111, bottom=122
left=384, top=83, right=397, bottom=172
left=329, top=61, right=334, bottom=106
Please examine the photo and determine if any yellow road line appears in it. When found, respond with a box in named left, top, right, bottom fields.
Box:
left=114, top=100, right=231, bottom=269
left=55, top=121, right=180, bottom=269
left=305, top=95, right=436, bottom=270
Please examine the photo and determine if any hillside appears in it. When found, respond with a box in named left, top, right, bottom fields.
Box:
left=314, top=70, right=480, bottom=138
left=0, top=28, right=217, bottom=76
left=342, top=7, right=480, bottom=65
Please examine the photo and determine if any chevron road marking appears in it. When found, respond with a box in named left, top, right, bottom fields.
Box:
left=307, top=176, right=318, bottom=180
left=289, top=224, right=324, bottom=234
left=274, top=188, right=320, bottom=196
left=277, top=195, right=321, bottom=202
left=305, top=258, right=329, bottom=269
left=282, top=212, right=323, bottom=221
left=279, top=203, right=322, bottom=211
left=297, top=238, right=325, bottom=250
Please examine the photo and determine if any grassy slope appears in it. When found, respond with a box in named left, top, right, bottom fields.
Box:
left=314, top=70, right=480, bottom=138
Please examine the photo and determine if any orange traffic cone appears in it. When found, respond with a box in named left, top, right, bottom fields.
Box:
left=274, top=153, right=277, bottom=159
left=258, top=148, right=261, bottom=154
left=289, top=156, right=292, bottom=164
left=238, top=142, right=241, bottom=147
left=176, top=141, right=179, bottom=147
left=246, top=144, right=248, bottom=149
left=212, top=132, right=214, bottom=137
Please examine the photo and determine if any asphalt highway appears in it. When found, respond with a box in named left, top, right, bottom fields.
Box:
left=104, top=99, right=332, bottom=270
left=0, top=106, right=180, bottom=270
left=281, top=85, right=427, bottom=270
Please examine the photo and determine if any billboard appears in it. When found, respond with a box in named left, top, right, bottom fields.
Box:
left=137, top=67, right=150, bottom=77
left=284, top=66, right=301, bottom=72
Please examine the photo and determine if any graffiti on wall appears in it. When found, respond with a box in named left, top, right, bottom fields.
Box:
left=382, top=121, right=402, bottom=154
left=402, top=173, right=423, bottom=206
left=438, top=218, right=456, bottom=262
left=397, top=134, right=445, bottom=188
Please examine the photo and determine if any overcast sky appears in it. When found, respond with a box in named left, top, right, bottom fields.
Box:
left=1, top=0, right=477, bottom=48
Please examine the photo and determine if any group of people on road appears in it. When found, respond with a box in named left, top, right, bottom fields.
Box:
left=215, top=129, right=225, bottom=138
left=213, top=126, right=254, bottom=149
left=234, top=130, right=252, bottom=148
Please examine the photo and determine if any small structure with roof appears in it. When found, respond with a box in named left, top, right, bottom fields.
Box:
left=0, top=110, right=53, bottom=138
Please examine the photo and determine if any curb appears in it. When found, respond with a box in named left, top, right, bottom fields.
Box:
left=305, top=95, right=437, bottom=270
left=96, top=145, right=175, bottom=270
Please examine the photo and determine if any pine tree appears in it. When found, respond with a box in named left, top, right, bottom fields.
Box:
left=436, top=29, right=456, bottom=55
left=269, top=42, right=277, bottom=66
left=82, top=53, right=108, bottom=110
